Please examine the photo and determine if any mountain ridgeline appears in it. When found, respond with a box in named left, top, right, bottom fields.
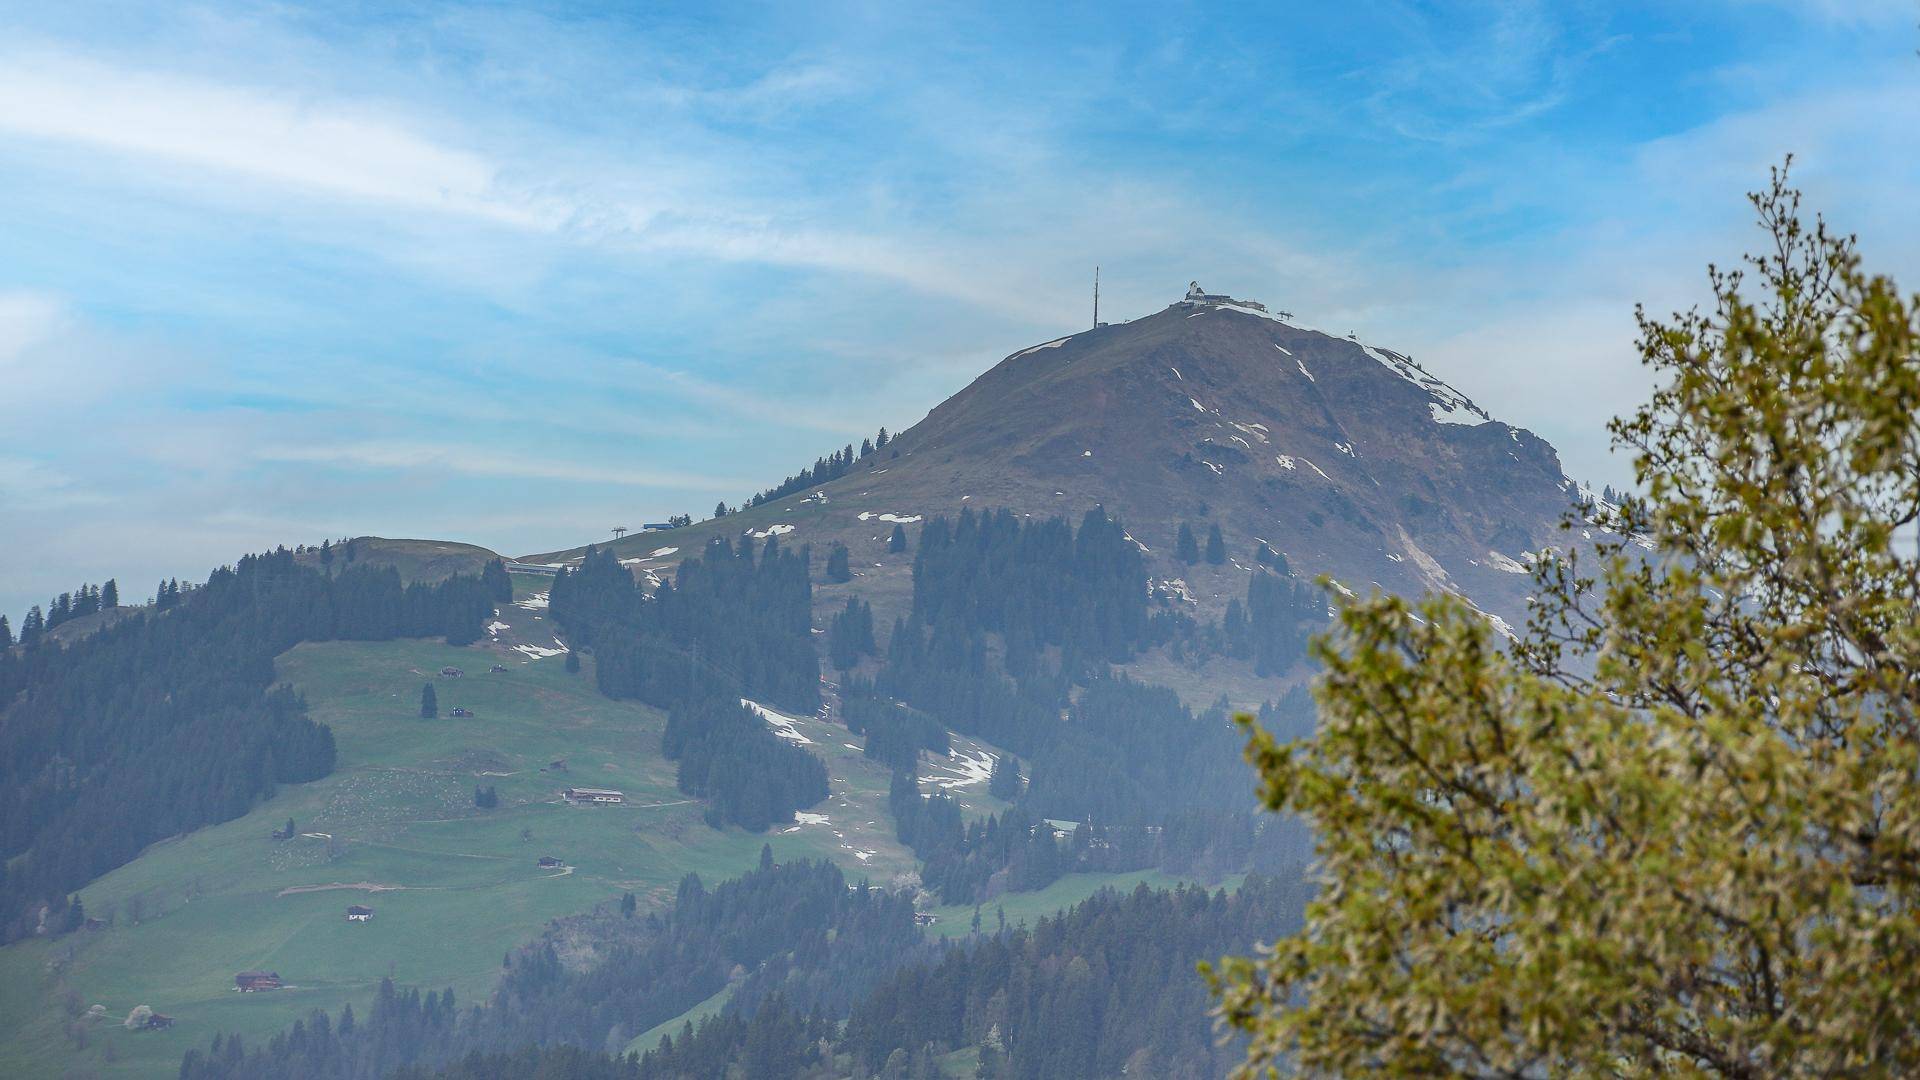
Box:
left=533, top=284, right=1597, bottom=646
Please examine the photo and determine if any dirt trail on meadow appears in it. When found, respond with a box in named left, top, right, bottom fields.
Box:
left=277, top=881, right=405, bottom=897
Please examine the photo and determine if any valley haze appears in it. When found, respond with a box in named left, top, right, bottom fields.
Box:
left=1, top=4, right=1916, bottom=1079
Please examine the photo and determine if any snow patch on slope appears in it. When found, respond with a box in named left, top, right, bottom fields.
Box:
left=742, top=699, right=814, bottom=745
left=1362, top=343, right=1493, bottom=426
left=1485, top=550, right=1529, bottom=575
left=1011, top=337, right=1071, bottom=359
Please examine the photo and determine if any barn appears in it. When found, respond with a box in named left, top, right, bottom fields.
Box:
left=563, top=787, right=624, bottom=805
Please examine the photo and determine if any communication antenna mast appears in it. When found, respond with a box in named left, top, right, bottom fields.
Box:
left=1093, top=266, right=1100, bottom=329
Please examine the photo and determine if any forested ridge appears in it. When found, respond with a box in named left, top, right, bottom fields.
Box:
left=551, top=538, right=819, bottom=716
left=877, top=509, right=1322, bottom=811
left=549, top=538, right=829, bottom=830
left=854, top=508, right=1323, bottom=902
left=0, top=549, right=504, bottom=941
left=182, top=858, right=1311, bottom=1079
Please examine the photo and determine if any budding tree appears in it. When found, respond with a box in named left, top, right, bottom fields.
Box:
left=1211, top=168, right=1920, bottom=1076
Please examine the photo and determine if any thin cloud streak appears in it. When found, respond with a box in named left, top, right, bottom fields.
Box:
left=255, top=442, right=751, bottom=490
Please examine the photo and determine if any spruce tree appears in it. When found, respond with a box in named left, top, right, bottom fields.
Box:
left=0, top=614, right=11, bottom=649
left=482, top=559, right=512, bottom=603
left=20, top=606, right=43, bottom=647
left=825, top=544, right=852, bottom=583
left=888, top=524, right=908, bottom=553
left=420, top=682, right=438, bottom=719
left=876, top=427, right=890, bottom=449
left=101, top=579, right=118, bottom=608
left=1205, top=524, right=1227, bottom=564
left=564, top=648, right=581, bottom=674
left=1176, top=524, right=1200, bottom=564
left=989, top=754, right=1022, bottom=800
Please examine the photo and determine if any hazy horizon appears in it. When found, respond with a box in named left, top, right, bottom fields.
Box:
left=3, top=0, right=1916, bottom=618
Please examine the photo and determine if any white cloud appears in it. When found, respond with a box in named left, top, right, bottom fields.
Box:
left=0, top=50, right=564, bottom=229
left=254, top=441, right=748, bottom=489
left=0, top=48, right=1072, bottom=321
left=0, top=290, right=68, bottom=366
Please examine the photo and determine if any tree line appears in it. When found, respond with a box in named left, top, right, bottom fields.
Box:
left=731, top=426, right=896, bottom=514
left=0, top=549, right=507, bottom=941
left=184, top=856, right=1312, bottom=1080
left=5, top=578, right=120, bottom=648
left=180, top=856, right=929, bottom=1080
left=549, top=539, right=829, bottom=830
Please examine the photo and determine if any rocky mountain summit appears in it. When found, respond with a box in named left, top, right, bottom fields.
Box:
left=536, top=284, right=1601, bottom=640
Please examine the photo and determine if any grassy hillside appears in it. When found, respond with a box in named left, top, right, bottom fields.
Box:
left=0, top=575, right=920, bottom=1079
left=293, top=536, right=503, bottom=584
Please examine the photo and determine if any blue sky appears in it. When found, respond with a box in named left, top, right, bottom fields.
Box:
left=1, top=0, right=1916, bottom=618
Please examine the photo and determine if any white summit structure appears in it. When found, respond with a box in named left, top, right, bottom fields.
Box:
left=1181, top=281, right=1268, bottom=311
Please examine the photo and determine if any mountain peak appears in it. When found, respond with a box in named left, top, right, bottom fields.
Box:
left=539, top=294, right=1582, bottom=650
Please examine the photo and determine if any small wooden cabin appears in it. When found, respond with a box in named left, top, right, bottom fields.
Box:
left=563, top=787, right=624, bottom=805
left=235, top=970, right=282, bottom=992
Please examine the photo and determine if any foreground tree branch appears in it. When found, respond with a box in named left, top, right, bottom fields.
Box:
left=1210, top=166, right=1920, bottom=1078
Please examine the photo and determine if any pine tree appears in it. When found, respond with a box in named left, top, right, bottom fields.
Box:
left=101, top=579, right=118, bottom=608
left=20, top=605, right=44, bottom=647
left=564, top=648, right=581, bottom=674
left=1176, top=524, right=1200, bottom=565
left=989, top=754, right=1022, bottom=800
left=888, top=524, right=908, bottom=553
left=760, top=843, right=775, bottom=872
left=825, top=544, right=852, bottom=584
left=0, top=614, right=11, bottom=649
left=319, top=539, right=334, bottom=572
left=620, top=891, right=637, bottom=918
left=420, top=683, right=438, bottom=719
left=1205, top=524, right=1227, bottom=565
left=876, top=427, right=890, bottom=449
left=482, top=559, right=512, bottom=603
left=861, top=438, right=875, bottom=457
